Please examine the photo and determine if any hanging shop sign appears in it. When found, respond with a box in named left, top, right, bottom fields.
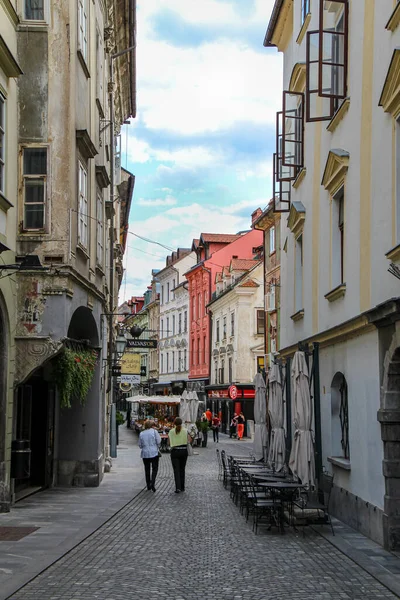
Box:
left=120, top=382, right=132, bottom=392
left=112, top=366, right=121, bottom=377
left=126, top=339, right=157, bottom=349
left=121, top=353, right=141, bottom=374
left=121, top=374, right=141, bottom=385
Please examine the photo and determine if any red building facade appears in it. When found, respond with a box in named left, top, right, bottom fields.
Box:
left=185, top=229, right=263, bottom=396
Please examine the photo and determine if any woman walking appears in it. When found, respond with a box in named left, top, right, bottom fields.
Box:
left=138, top=420, right=161, bottom=492
left=168, top=417, right=191, bottom=493
left=237, top=412, right=245, bottom=441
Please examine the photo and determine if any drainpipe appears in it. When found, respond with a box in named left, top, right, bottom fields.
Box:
left=313, top=342, right=323, bottom=481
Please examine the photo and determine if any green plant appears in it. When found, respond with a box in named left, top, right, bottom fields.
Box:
left=199, top=420, right=209, bottom=433
left=54, top=348, right=98, bottom=408
left=116, top=411, right=125, bottom=426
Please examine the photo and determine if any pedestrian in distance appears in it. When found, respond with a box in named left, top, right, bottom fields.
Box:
left=237, top=412, right=245, bottom=441
left=138, top=420, right=161, bottom=492
left=212, top=413, right=221, bottom=443
left=230, top=413, right=238, bottom=438
left=168, top=417, right=192, bottom=493
left=205, top=407, right=212, bottom=426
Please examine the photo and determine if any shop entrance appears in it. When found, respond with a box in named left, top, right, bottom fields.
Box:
left=14, top=369, right=55, bottom=500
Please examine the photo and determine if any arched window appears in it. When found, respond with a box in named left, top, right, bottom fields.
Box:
left=331, top=372, right=349, bottom=459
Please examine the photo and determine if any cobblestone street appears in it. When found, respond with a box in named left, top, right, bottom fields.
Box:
left=4, top=433, right=398, bottom=600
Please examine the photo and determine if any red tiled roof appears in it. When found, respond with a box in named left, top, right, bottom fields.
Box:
left=201, top=233, right=242, bottom=244
left=239, top=279, right=259, bottom=288
left=231, top=258, right=260, bottom=271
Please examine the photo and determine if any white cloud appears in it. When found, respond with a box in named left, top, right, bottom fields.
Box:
left=126, top=138, right=225, bottom=169
left=137, top=195, right=178, bottom=207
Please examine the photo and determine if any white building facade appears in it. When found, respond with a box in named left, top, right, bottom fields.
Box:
left=266, top=0, right=400, bottom=548
left=157, top=249, right=195, bottom=393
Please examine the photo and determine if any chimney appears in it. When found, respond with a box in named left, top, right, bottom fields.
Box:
left=251, top=208, right=263, bottom=225
left=232, top=255, right=238, bottom=259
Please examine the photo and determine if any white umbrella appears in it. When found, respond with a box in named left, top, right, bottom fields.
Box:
left=179, top=389, right=191, bottom=423
left=289, top=351, right=315, bottom=488
left=267, top=363, right=286, bottom=472
left=188, top=390, right=200, bottom=423
left=253, top=372, right=268, bottom=461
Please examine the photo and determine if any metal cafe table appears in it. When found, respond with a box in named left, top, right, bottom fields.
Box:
left=256, top=480, right=307, bottom=531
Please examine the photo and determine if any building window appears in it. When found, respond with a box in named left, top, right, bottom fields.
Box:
left=78, top=0, right=88, bottom=63
left=228, top=357, right=233, bottom=383
left=331, top=372, right=349, bottom=459
left=256, top=310, right=265, bottom=335
left=172, top=279, right=175, bottom=299
left=301, top=0, right=310, bottom=25
left=223, top=316, right=227, bottom=339
left=178, top=312, right=182, bottom=334
left=0, top=95, right=4, bottom=194
left=295, top=235, right=303, bottom=311
left=203, top=335, right=207, bottom=365
left=161, top=286, right=164, bottom=305
left=332, top=187, right=344, bottom=287
left=214, top=362, right=218, bottom=384
left=204, top=290, right=208, bottom=307
left=192, top=296, right=196, bottom=321
left=167, top=282, right=170, bottom=302
left=184, top=310, right=187, bottom=332
left=96, top=192, right=104, bottom=266
left=197, top=337, right=200, bottom=364
left=166, top=352, right=169, bottom=373
left=23, top=147, right=47, bottom=230
left=172, top=351, right=175, bottom=372
left=269, top=226, right=276, bottom=254
left=172, top=314, right=175, bottom=335
left=198, top=293, right=202, bottom=318
left=160, top=353, right=164, bottom=374
left=78, top=161, right=88, bottom=247
left=216, top=320, right=220, bottom=342
left=25, top=0, right=45, bottom=20
left=184, top=349, right=187, bottom=371
left=257, top=356, right=265, bottom=373
left=160, top=319, right=164, bottom=338
left=219, top=360, right=225, bottom=384
left=230, top=312, right=235, bottom=337
left=166, top=317, right=169, bottom=336
left=178, top=350, right=181, bottom=372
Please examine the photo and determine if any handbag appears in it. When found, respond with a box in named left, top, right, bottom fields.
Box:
left=153, top=430, right=162, bottom=458
left=187, top=442, right=194, bottom=456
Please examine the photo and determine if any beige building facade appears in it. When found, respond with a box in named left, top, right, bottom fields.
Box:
left=266, top=0, right=400, bottom=548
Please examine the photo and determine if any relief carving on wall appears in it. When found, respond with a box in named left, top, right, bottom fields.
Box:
left=14, top=337, right=63, bottom=385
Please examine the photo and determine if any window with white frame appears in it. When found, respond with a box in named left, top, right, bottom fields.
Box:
left=295, top=235, right=303, bottom=311
left=25, top=0, right=45, bottom=20
left=332, top=187, right=344, bottom=287
left=231, top=312, right=235, bottom=337
left=160, top=353, right=164, bottom=373
left=78, top=0, right=88, bottom=63
left=78, top=161, right=88, bottom=247
left=166, top=317, right=169, bottom=336
left=214, top=361, right=218, bottom=384
left=0, top=95, right=4, bottom=195
left=228, top=357, right=233, bottom=382
left=160, top=319, right=164, bottom=338
left=178, top=312, right=182, bottom=334
left=184, top=310, right=187, bottom=332
left=172, top=314, right=175, bottom=335
left=269, top=226, right=276, bottom=254
left=223, top=316, right=227, bottom=339
left=23, top=147, right=47, bottom=230
left=96, top=192, right=104, bottom=266
left=167, top=282, right=170, bottom=302
left=172, top=351, right=175, bottom=372
left=216, top=320, right=220, bottom=342
left=178, top=350, right=181, bottom=372
left=166, top=352, right=169, bottom=372
left=301, top=0, right=310, bottom=26
left=256, top=310, right=265, bottom=335
left=184, top=349, right=187, bottom=370
left=161, top=286, right=164, bottom=305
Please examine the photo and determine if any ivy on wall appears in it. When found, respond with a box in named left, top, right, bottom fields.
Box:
left=54, top=348, right=98, bottom=409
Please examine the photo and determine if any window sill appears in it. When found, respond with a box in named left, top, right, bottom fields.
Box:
left=327, top=456, right=351, bottom=471
left=290, top=309, right=304, bottom=322
left=386, top=243, right=400, bottom=263
left=76, top=244, right=89, bottom=260
left=296, top=13, right=311, bottom=45
left=327, top=98, right=350, bottom=133
left=292, top=168, right=306, bottom=189
left=77, top=50, right=90, bottom=79
left=386, top=3, right=400, bottom=31
left=324, top=283, right=346, bottom=302
left=95, top=264, right=105, bottom=277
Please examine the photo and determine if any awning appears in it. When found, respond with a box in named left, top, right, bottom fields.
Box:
left=126, top=395, right=181, bottom=404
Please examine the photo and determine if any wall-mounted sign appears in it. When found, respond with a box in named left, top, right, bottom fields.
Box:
left=120, top=382, right=132, bottom=392
left=112, top=366, right=121, bottom=377
left=121, top=353, right=141, bottom=374
left=121, top=374, right=141, bottom=385
left=126, top=339, right=157, bottom=349
left=228, top=385, right=238, bottom=400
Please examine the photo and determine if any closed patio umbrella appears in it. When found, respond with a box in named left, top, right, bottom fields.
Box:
left=253, top=372, right=268, bottom=461
left=267, top=363, right=286, bottom=472
left=289, top=351, right=315, bottom=489
left=189, top=390, right=200, bottom=423
left=179, top=389, right=191, bottom=423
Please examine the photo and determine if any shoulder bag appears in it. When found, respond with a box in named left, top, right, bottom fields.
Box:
left=153, top=429, right=162, bottom=458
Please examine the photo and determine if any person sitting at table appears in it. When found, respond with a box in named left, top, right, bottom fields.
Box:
left=138, top=420, right=161, bottom=493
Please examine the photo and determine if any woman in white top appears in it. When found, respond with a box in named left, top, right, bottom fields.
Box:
left=139, top=420, right=161, bottom=492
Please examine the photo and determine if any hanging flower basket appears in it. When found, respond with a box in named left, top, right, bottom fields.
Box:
left=54, top=347, right=99, bottom=408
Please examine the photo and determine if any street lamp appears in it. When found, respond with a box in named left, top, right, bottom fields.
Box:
left=115, top=333, right=127, bottom=359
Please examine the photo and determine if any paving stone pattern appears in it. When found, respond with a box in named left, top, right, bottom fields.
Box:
left=7, top=440, right=398, bottom=600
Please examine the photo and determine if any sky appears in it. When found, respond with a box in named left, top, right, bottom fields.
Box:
left=119, top=0, right=282, bottom=301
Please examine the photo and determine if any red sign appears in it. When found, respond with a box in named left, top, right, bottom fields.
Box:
left=228, top=385, right=238, bottom=400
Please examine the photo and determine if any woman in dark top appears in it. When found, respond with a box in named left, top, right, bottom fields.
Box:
left=237, top=412, right=245, bottom=440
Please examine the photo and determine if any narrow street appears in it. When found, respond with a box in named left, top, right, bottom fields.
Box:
left=2, top=427, right=399, bottom=600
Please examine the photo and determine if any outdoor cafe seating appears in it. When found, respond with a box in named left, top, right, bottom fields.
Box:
left=217, top=449, right=334, bottom=536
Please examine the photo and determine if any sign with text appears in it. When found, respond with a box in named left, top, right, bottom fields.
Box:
left=121, top=374, right=140, bottom=385
left=126, top=339, right=157, bottom=349
left=121, top=353, right=141, bottom=374
left=112, top=366, right=121, bottom=377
